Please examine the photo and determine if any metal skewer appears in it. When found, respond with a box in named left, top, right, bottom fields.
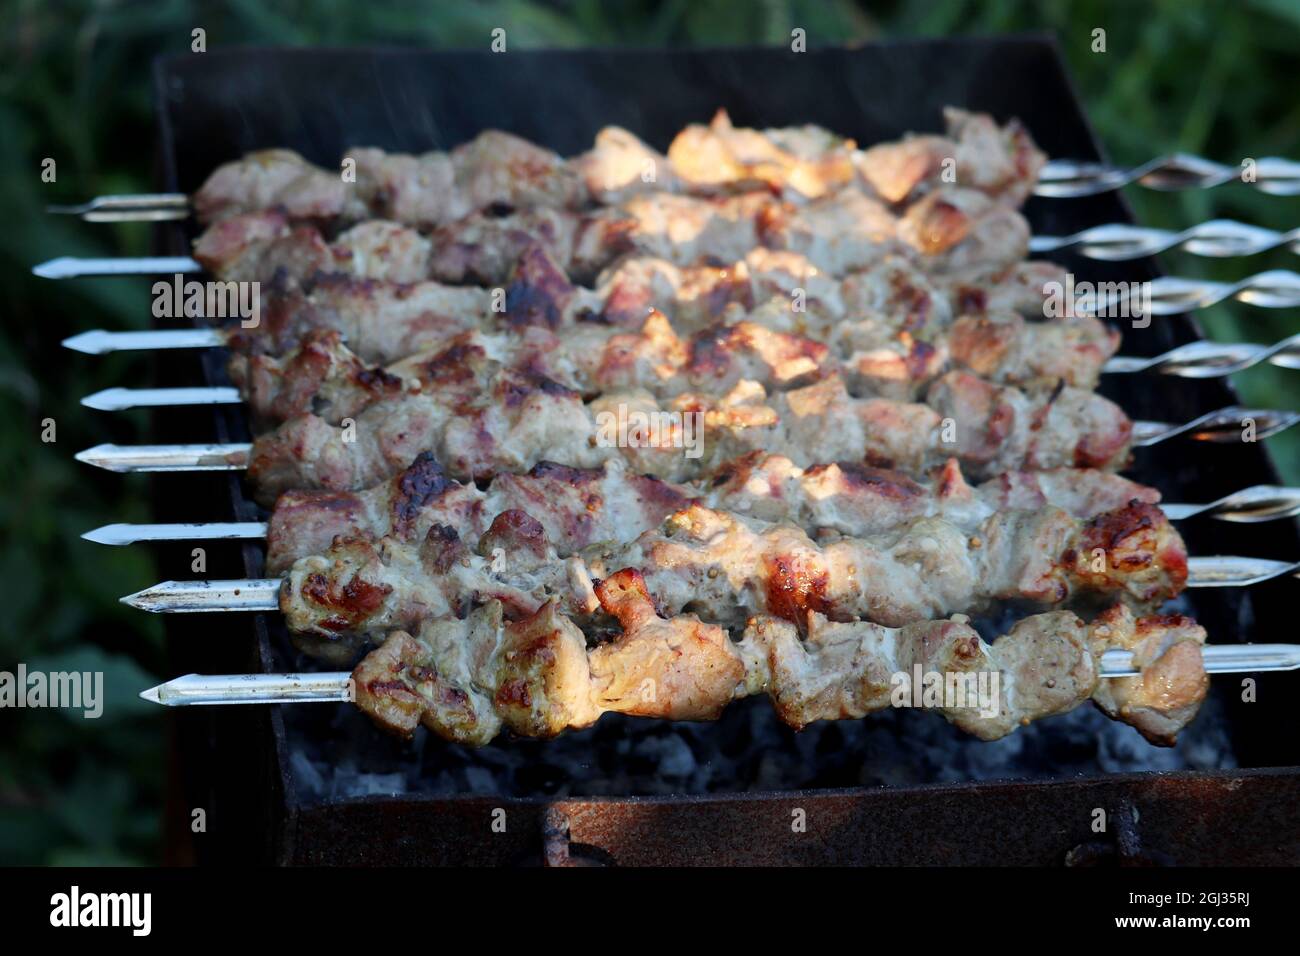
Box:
left=1036, top=155, right=1300, bottom=197
left=115, top=553, right=1300, bottom=617
left=32, top=256, right=201, bottom=279
left=1030, top=219, right=1300, bottom=259
left=61, top=323, right=1300, bottom=381
left=63, top=328, right=226, bottom=355
left=70, top=338, right=1300, bottom=414
left=75, top=442, right=251, bottom=472
left=137, top=639, right=1300, bottom=708
left=44, top=154, right=1300, bottom=228
left=72, top=406, right=1300, bottom=476
left=82, top=521, right=269, bottom=546
left=39, top=261, right=1300, bottom=315
left=1102, top=334, right=1300, bottom=377
left=123, top=578, right=280, bottom=612
left=78, top=483, right=1300, bottom=548
left=82, top=386, right=241, bottom=411
left=1158, top=486, right=1300, bottom=523
left=140, top=672, right=354, bottom=706
left=1128, top=407, right=1300, bottom=446
left=47, top=193, right=190, bottom=222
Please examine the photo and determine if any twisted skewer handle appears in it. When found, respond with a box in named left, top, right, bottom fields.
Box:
left=1103, top=334, right=1300, bottom=377
left=1142, top=271, right=1300, bottom=313
left=1030, top=219, right=1300, bottom=259
left=1161, top=486, right=1300, bottom=523
left=1129, top=406, right=1300, bottom=447
left=1037, top=155, right=1300, bottom=197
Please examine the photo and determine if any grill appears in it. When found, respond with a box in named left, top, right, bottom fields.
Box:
left=61, top=37, right=1300, bottom=864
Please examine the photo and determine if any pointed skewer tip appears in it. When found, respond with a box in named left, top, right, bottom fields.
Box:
left=63, top=331, right=114, bottom=355
left=74, top=443, right=119, bottom=470
left=81, top=388, right=127, bottom=411
left=32, top=257, right=71, bottom=279
left=82, top=523, right=130, bottom=546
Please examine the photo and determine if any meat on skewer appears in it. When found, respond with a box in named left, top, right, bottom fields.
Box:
left=194, top=130, right=585, bottom=226
left=352, top=571, right=1205, bottom=748
left=245, top=365, right=1133, bottom=504
left=264, top=449, right=1160, bottom=574
left=193, top=107, right=1044, bottom=226
left=225, top=247, right=1113, bottom=419
left=193, top=180, right=1029, bottom=288
left=278, top=497, right=1187, bottom=647
left=230, top=271, right=1117, bottom=427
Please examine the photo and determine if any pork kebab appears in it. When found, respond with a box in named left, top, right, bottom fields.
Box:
left=353, top=576, right=1205, bottom=748
left=277, top=493, right=1186, bottom=655
left=227, top=251, right=1115, bottom=426
left=193, top=107, right=1043, bottom=227
left=262, top=449, right=1162, bottom=574
left=246, top=361, right=1133, bottom=504
left=195, top=182, right=1028, bottom=290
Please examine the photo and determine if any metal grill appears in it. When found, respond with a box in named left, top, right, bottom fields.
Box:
left=40, top=40, right=1300, bottom=864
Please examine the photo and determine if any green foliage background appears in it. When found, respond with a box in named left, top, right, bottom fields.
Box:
left=0, top=0, right=1296, bottom=864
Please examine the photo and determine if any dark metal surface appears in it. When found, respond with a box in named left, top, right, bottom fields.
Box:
left=283, top=768, right=1300, bottom=866
left=150, top=38, right=1299, bottom=866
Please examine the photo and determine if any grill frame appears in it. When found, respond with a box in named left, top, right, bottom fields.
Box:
left=149, top=37, right=1300, bottom=865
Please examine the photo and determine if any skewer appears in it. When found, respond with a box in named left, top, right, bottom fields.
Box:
left=140, top=672, right=354, bottom=705
left=62, top=328, right=225, bottom=355
left=32, top=256, right=200, bottom=279
left=137, top=638, right=1300, bottom=709
left=1036, top=155, right=1300, bottom=197
left=116, top=550, right=1300, bottom=617
left=40, top=258, right=1300, bottom=314
left=70, top=406, right=1300, bottom=475
left=1029, top=219, right=1300, bottom=259
left=46, top=155, right=1300, bottom=227
left=81, top=386, right=241, bottom=411
left=75, top=442, right=250, bottom=472
left=75, top=482, right=1300, bottom=548
left=1128, top=407, right=1300, bottom=447
left=61, top=323, right=1300, bottom=381
left=82, top=521, right=268, bottom=545
left=68, top=335, right=1300, bottom=416
left=1103, top=334, right=1300, bottom=377
left=46, top=193, right=189, bottom=222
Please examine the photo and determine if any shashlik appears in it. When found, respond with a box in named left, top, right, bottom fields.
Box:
left=263, top=449, right=1161, bottom=574
left=245, top=365, right=1133, bottom=503
left=125, top=108, right=1234, bottom=757
left=232, top=304, right=1116, bottom=429
left=193, top=180, right=1029, bottom=289
left=278, top=496, right=1186, bottom=647
left=351, top=572, right=1205, bottom=747
left=193, top=107, right=1043, bottom=227
left=226, top=254, right=1116, bottom=427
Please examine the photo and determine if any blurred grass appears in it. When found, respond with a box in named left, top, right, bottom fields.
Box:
left=0, top=0, right=1295, bottom=864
